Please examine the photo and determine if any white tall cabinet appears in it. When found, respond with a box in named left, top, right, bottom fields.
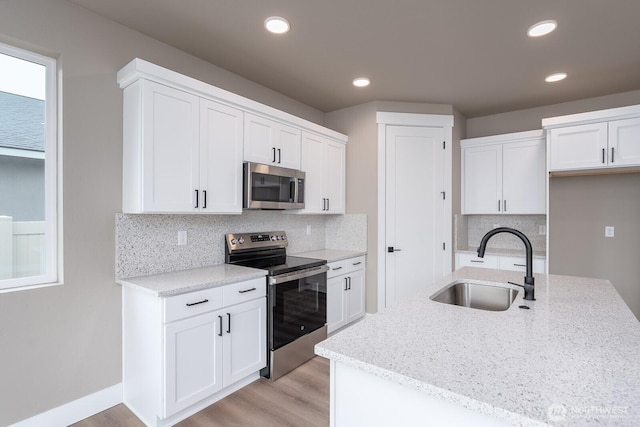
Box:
left=461, top=130, right=546, bottom=215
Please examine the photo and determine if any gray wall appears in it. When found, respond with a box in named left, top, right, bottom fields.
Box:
left=0, top=0, right=326, bottom=424
left=466, top=92, right=640, bottom=320
left=325, top=101, right=458, bottom=313
left=0, top=156, right=44, bottom=221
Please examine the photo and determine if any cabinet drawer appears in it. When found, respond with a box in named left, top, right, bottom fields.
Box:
left=456, top=252, right=498, bottom=269
left=164, top=287, right=224, bottom=323
left=498, top=256, right=546, bottom=274
left=346, top=256, right=366, bottom=273
left=222, top=277, right=266, bottom=307
left=327, top=260, right=348, bottom=278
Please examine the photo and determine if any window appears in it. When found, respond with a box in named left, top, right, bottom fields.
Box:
left=0, top=42, right=58, bottom=291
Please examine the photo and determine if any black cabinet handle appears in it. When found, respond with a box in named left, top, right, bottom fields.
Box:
left=611, top=147, right=615, bottom=163
left=327, top=198, right=330, bottom=211
left=504, top=200, right=507, bottom=212
left=194, top=189, right=199, bottom=208
left=352, top=261, right=362, bottom=266
left=344, top=277, right=348, bottom=291
left=218, top=315, right=223, bottom=336
left=602, top=148, right=606, bottom=164
left=238, top=287, right=256, bottom=294
left=226, top=313, right=231, bottom=334
left=332, top=266, right=343, bottom=271
left=514, top=263, right=526, bottom=267
left=203, top=190, right=207, bottom=209
left=498, top=200, right=501, bottom=212
left=272, top=147, right=276, bottom=163
left=186, top=299, right=208, bottom=307
left=470, top=260, right=484, bottom=263
left=277, top=148, right=281, bottom=164
left=348, top=277, right=351, bottom=290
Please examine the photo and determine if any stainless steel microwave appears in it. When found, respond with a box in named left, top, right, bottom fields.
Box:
left=243, top=162, right=305, bottom=210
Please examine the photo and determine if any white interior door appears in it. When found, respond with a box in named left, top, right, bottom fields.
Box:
left=385, top=125, right=447, bottom=306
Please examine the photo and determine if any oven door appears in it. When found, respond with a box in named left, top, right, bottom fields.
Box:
left=268, top=266, right=328, bottom=351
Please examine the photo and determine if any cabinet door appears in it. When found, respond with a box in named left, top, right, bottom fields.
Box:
left=200, top=99, right=243, bottom=213
left=301, top=133, right=326, bottom=213
left=222, top=298, right=267, bottom=386
left=141, top=80, right=200, bottom=212
left=277, top=124, right=302, bottom=170
left=346, top=270, right=366, bottom=325
left=324, top=140, right=346, bottom=214
left=164, top=311, right=223, bottom=417
left=502, top=139, right=546, bottom=214
left=609, top=117, right=640, bottom=167
left=462, top=144, right=502, bottom=214
left=327, top=275, right=347, bottom=333
left=549, top=123, right=608, bottom=171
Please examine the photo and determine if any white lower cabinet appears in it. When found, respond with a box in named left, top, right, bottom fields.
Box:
left=455, top=252, right=545, bottom=273
left=327, top=256, right=366, bottom=334
left=123, top=277, right=266, bottom=427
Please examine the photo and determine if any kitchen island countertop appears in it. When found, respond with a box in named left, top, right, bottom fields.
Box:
left=315, top=267, right=640, bottom=426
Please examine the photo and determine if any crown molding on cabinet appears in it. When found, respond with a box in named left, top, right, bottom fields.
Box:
left=542, top=104, right=640, bottom=129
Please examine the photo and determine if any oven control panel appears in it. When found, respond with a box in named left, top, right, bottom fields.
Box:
left=226, top=231, right=287, bottom=252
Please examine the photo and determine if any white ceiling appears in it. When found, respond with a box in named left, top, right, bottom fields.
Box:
left=69, top=0, right=640, bottom=118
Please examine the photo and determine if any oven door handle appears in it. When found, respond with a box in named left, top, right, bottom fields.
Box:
left=268, top=265, right=329, bottom=285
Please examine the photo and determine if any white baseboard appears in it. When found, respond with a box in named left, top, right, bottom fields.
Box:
left=9, top=383, right=123, bottom=427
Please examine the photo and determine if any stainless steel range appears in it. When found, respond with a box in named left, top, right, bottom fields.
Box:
left=225, top=231, right=328, bottom=380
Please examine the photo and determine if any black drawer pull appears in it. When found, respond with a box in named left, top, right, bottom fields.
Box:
left=218, top=315, right=223, bottom=336
left=238, top=287, right=256, bottom=294
left=332, top=266, right=343, bottom=270
left=513, top=263, right=526, bottom=267
left=352, top=261, right=362, bottom=266
left=227, top=313, right=231, bottom=334
left=186, top=299, right=208, bottom=307
left=470, top=260, right=484, bottom=263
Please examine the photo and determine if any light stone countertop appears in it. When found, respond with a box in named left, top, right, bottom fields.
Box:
left=456, top=246, right=547, bottom=258
left=117, top=264, right=267, bottom=297
left=294, top=249, right=366, bottom=263
left=315, top=267, right=640, bottom=426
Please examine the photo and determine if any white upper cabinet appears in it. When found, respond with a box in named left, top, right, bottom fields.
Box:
left=544, top=105, right=640, bottom=173
left=462, top=130, right=546, bottom=215
left=244, top=113, right=302, bottom=170
left=298, top=132, right=346, bottom=214
left=122, top=79, right=243, bottom=214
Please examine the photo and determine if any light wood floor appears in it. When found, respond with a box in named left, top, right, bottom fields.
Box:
left=72, top=356, right=330, bottom=427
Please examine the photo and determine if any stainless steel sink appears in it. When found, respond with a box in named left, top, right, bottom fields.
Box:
left=430, top=280, right=519, bottom=311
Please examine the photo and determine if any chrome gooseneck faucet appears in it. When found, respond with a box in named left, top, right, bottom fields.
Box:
left=477, top=227, right=536, bottom=301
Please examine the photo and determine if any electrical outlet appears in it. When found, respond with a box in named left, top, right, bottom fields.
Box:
left=539, top=225, right=547, bottom=235
left=306, top=225, right=311, bottom=235
left=605, top=226, right=615, bottom=238
left=178, top=230, right=187, bottom=245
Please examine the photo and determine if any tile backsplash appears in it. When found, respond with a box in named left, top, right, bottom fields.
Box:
left=116, top=212, right=367, bottom=279
left=456, top=214, right=546, bottom=253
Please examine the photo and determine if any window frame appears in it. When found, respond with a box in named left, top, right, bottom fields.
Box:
left=0, top=41, right=60, bottom=292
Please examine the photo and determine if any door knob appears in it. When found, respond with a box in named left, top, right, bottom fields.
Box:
left=387, top=247, right=402, bottom=253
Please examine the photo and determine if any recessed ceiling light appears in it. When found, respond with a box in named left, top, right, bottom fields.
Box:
left=352, top=77, right=370, bottom=87
left=545, top=72, right=567, bottom=83
left=528, top=20, right=558, bottom=37
left=265, top=16, right=290, bottom=34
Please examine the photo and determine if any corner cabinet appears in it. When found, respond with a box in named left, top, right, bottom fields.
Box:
left=461, top=130, right=546, bottom=214
left=123, top=277, right=266, bottom=427
left=327, top=256, right=366, bottom=333
left=544, top=105, right=640, bottom=173
left=244, top=113, right=302, bottom=170
left=297, top=132, right=346, bottom=214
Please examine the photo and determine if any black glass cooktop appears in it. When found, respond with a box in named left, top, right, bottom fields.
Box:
left=235, top=255, right=326, bottom=276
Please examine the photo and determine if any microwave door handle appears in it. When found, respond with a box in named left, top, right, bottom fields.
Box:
left=290, top=180, right=296, bottom=202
